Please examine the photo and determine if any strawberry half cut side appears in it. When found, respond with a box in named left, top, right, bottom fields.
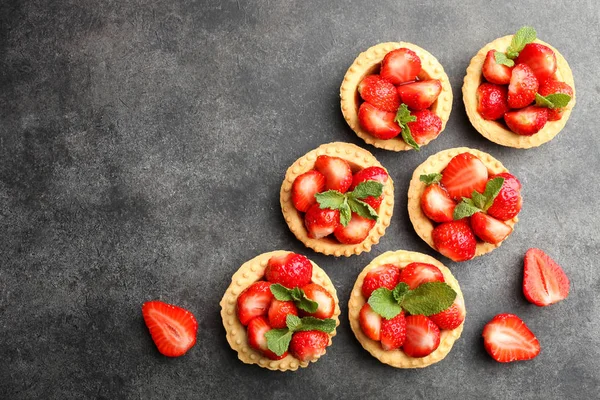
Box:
left=142, top=301, right=198, bottom=357
left=523, top=248, right=570, bottom=306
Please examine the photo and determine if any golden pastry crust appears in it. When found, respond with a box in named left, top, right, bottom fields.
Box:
left=340, top=42, right=453, bottom=151
left=407, top=147, right=518, bottom=258
left=463, top=35, right=576, bottom=148
left=280, top=142, right=394, bottom=257
left=348, top=250, right=464, bottom=368
left=220, top=250, right=341, bottom=371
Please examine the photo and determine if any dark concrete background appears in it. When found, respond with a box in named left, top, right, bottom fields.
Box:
left=1, top=0, right=599, bottom=398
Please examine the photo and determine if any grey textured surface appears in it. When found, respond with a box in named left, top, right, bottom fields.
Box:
left=1, top=0, right=599, bottom=398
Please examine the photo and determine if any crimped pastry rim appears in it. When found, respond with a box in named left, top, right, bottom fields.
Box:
left=348, top=250, right=464, bottom=368
left=407, top=147, right=519, bottom=259
left=280, top=142, right=394, bottom=257
left=220, top=250, right=341, bottom=371
left=462, top=36, right=576, bottom=148
left=340, top=42, right=453, bottom=151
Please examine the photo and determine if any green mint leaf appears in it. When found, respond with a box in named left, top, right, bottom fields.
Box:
left=535, top=93, right=554, bottom=108
left=494, top=51, right=515, bottom=67
left=368, top=288, right=402, bottom=319
left=293, top=317, right=336, bottom=334
left=483, top=177, right=505, bottom=211
left=536, top=93, right=571, bottom=109
left=272, top=285, right=318, bottom=313
left=270, top=284, right=294, bottom=301
left=392, top=282, right=410, bottom=303
left=315, top=190, right=345, bottom=210
left=289, top=287, right=303, bottom=301
left=296, top=296, right=319, bottom=314
left=471, top=191, right=487, bottom=210
left=339, top=198, right=351, bottom=227
left=420, top=173, right=442, bottom=186
left=453, top=200, right=481, bottom=220
left=351, top=181, right=383, bottom=199
left=286, top=314, right=302, bottom=331
left=401, top=125, right=420, bottom=151
left=508, top=26, right=537, bottom=57
left=394, top=103, right=417, bottom=126
left=265, top=329, right=293, bottom=356
left=348, top=197, right=378, bottom=221
left=400, top=281, right=457, bottom=316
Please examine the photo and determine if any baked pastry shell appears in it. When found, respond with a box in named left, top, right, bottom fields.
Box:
left=340, top=42, right=453, bottom=151
left=463, top=35, right=576, bottom=148
left=280, top=142, right=394, bottom=257
left=348, top=250, right=464, bottom=368
left=220, top=250, right=341, bottom=371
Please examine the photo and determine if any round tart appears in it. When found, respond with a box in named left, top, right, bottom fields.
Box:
left=280, top=142, right=394, bottom=257
left=463, top=34, right=575, bottom=148
left=348, top=250, right=465, bottom=368
left=408, top=148, right=520, bottom=261
left=220, top=250, right=341, bottom=371
left=340, top=42, right=453, bottom=151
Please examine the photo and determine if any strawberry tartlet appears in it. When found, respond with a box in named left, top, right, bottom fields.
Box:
left=220, top=251, right=341, bottom=371
left=340, top=42, right=452, bottom=151
left=280, top=142, right=394, bottom=257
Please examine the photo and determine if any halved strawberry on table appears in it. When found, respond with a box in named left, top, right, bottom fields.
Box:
left=523, top=248, right=570, bottom=306
left=482, top=313, right=540, bottom=363
left=142, top=300, right=198, bottom=357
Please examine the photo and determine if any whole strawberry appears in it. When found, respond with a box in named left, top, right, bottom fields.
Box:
left=432, top=220, right=477, bottom=262
left=508, top=63, right=539, bottom=109
left=487, top=184, right=522, bottom=221
left=406, top=109, right=442, bottom=145
left=265, top=253, right=313, bottom=289
left=358, top=75, right=401, bottom=112
left=289, top=330, right=329, bottom=362
left=477, top=83, right=509, bottom=120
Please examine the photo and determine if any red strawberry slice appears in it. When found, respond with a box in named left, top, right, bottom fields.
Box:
left=247, top=316, right=286, bottom=360
left=515, top=43, right=557, bottom=84
left=236, top=281, right=274, bottom=326
left=289, top=331, right=329, bottom=362
left=490, top=172, right=521, bottom=192
left=486, top=184, right=522, bottom=221
left=361, top=264, right=401, bottom=299
left=470, top=212, right=513, bottom=244
left=504, top=106, right=548, bottom=136
left=142, top=301, right=198, bottom=357
left=440, top=152, right=489, bottom=201
left=482, top=313, right=540, bottom=363
left=358, top=102, right=402, bottom=140
left=333, top=213, right=375, bottom=244
left=350, top=166, right=389, bottom=209
left=304, top=203, right=340, bottom=239
left=482, top=49, right=513, bottom=85
left=359, top=303, right=382, bottom=341
left=538, top=80, right=574, bottom=121
left=265, top=253, right=313, bottom=289
left=397, top=80, right=442, bottom=111
left=432, top=220, right=477, bottom=262
left=508, top=63, right=539, bottom=109
left=406, top=109, right=442, bottom=145
left=301, top=283, right=335, bottom=319
left=268, top=299, right=298, bottom=329
left=420, top=183, right=456, bottom=223
left=380, top=311, right=407, bottom=351
left=523, top=248, right=570, bottom=306
left=477, top=83, right=509, bottom=120
left=314, top=155, right=353, bottom=193
left=291, top=170, right=326, bottom=212
left=429, top=296, right=465, bottom=331
left=399, top=262, right=445, bottom=290
left=380, top=48, right=422, bottom=85
left=358, top=75, right=401, bottom=112
left=402, top=315, right=440, bottom=357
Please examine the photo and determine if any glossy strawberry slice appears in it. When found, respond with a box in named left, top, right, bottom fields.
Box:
left=358, top=102, right=401, bottom=140
left=486, top=184, right=522, bottom=221
left=397, top=80, right=442, bottom=111
left=380, top=311, right=407, bottom=351
left=289, top=331, right=329, bottom=362
left=304, top=203, right=340, bottom=239
left=482, top=313, right=540, bottom=363
left=359, top=303, right=382, bottom=341
left=515, top=43, right=557, bottom=84
left=314, top=155, right=353, bottom=193
left=236, top=281, right=274, bottom=326
left=429, top=297, right=465, bottom=330
left=301, top=283, right=335, bottom=319
left=291, top=170, right=326, bottom=212
left=333, top=213, right=375, bottom=244
left=490, top=172, right=521, bottom=192
left=420, top=183, right=455, bottom=223
left=482, top=49, right=513, bottom=85
left=508, top=63, right=539, bottom=109
left=247, top=316, right=287, bottom=360
left=440, top=152, right=488, bottom=201
left=361, top=264, right=401, bottom=299
left=399, top=262, right=445, bottom=290
left=470, top=212, right=513, bottom=244
left=432, top=220, right=477, bottom=262
left=477, top=83, right=509, bottom=120
left=265, top=253, right=312, bottom=289
left=523, top=248, right=570, bottom=306
left=358, top=75, right=401, bottom=112
left=142, top=301, right=198, bottom=357
left=402, top=315, right=440, bottom=357
left=504, top=106, right=548, bottom=136
left=538, top=80, right=574, bottom=121
left=350, top=166, right=389, bottom=209
left=268, top=300, right=298, bottom=329
left=380, top=48, right=422, bottom=85
left=406, top=109, right=442, bottom=145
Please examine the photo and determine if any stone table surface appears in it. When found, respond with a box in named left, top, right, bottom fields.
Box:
left=1, top=0, right=599, bottom=399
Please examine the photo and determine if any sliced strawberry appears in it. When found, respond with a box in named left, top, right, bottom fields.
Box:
left=314, top=155, right=353, bottom=193
left=397, top=80, right=442, bottom=111
left=301, top=283, right=335, bottom=319
left=523, top=248, right=570, bottom=306
left=399, top=262, right=445, bottom=290
left=333, top=213, right=375, bottom=244
left=380, top=311, right=407, bottom=351
left=247, top=316, right=286, bottom=360
left=508, top=63, right=539, bottom=109
left=406, top=109, right=442, bottom=145
left=289, top=331, right=329, bottom=362
left=358, top=102, right=401, bottom=140
left=358, top=75, right=401, bottom=112
left=440, top=152, right=488, bottom=201
left=516, top=43, right=557, bottom=84
left=361, top=264, right=401, bottom=299
left=504, top=106, right=548, bottom=136
left=380, top=48, right=422, bottom=85
left=265, top=253, right=313, bottom=289
left=236, top=281, right=274, bottom=326
left=420, top=183, right=455, bottom=223
left=482, top=313, right=540, bottom=363
left=402, top=315, right=440, bottom=357
left=487, top=184, right=522, bottom=221
left=268, top=300, right=298, bottom=329
left=470, top=212, right=513, bottom=244
left=291, top=170, right=326, bottom=212
left=490, top=172, right=522, bottom=192
left=432, top=220, right=477, bottom=262
left=359, top=303, right=382, bottom=341
left=304, top=203, right=340, bottom=239
left=350, top=166, right=389, bottom=209
left=477, top=83, right=509, bottom=120
left=482, top=49, right=513, bottom=85
left=142, top=301, right=198, bottom=357
left=538, top=80, right=574, bottom=121
left=429, top=296, right=465, bottom=331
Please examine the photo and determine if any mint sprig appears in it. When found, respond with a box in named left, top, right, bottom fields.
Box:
left=453, top=177, right=505, bottom=220
left=494, top=51, right=515, bottom=67
left=495, top=26, right=537, bottom=66
left=270, top=284, right=319, bottom=313
left=265, top=314, right=336, bottom=356
left=394, top=103, right=419, bottom=151
left=420, top=173, right=443, bottom=186
left=315, top=181, right=383, bottom=227
left=535, top=93, right=572, bottom=109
